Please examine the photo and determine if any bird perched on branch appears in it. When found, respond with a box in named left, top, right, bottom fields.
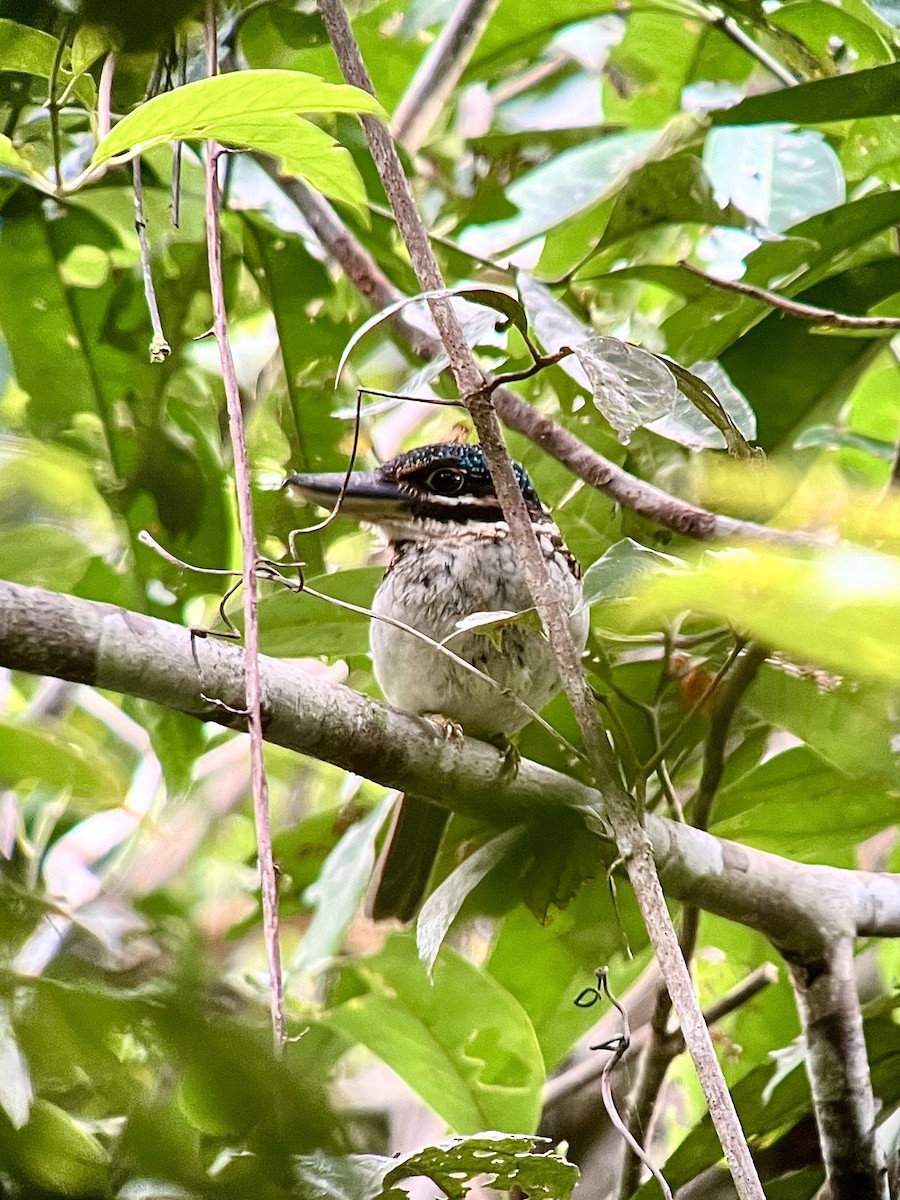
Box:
left=287, top=442, right=588, bottom=921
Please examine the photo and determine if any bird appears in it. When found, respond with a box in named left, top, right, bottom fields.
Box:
left=287, top=441, right=589, bottom=921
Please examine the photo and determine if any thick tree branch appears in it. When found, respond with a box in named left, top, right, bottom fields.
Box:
left=790, top=941, right=889, bottom=1200
left=268, top=169, right=811, bottom=548
left=3, top=582, right=898, bottom=954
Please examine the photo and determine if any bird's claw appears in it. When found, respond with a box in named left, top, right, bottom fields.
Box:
left=424, top=713, right=465, bottom=742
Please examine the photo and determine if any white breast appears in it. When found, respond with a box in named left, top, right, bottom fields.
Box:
left=370, top=529, right=588, bottom=741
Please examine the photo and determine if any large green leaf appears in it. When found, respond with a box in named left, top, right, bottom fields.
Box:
left=326, top=935, right=545, bottom=1134
left=712, top=745, right=898, bottom=864
left=89, top=70, right=384, bottom=210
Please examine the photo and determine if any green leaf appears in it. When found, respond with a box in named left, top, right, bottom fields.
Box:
left=712, top=745, right=898, bottom=863
left=326, top=935, right=545, bottom=1134
left=417, top=827, right=525, bottom=973
left=254, top=567, right=381, bottom=657
left=459, top=130, right=661, bottom=256
left=661, top=358, right=761, bottom=460
left=0, top=19, right=95, bottom=108
left=290, top=792, right=395, bottom=978
left=15, top=1100, right=109, bottom=1195
left=747, top=664, right=898, bottom=782
left=582, top=537, right=685, bottom=608
left=0, top=134, right=52, bottom=192
left=89, top=70, right=384, bottom=210
left=635, top=545, right=900, bottom=684
left=601, top=153, right=750, bottom=248
left=0, top=720, right=127, bottom=806
left=713, top=62, right=900, bottom=127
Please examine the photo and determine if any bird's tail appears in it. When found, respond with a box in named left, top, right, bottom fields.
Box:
left=368, top=794, right=449, bottom=922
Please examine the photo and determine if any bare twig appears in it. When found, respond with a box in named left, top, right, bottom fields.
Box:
left=618, top=641, right=767, bottom=1196
left=172, top=38, right=187, bottom=228
left=315, top=2, right=764, bottom=1193
left=47, top=21, right=71, bottom=190
left=681, top=260, right=900, bottom=332
left=264, top=167, right=815, bottom=548
left=132, top=158, right=171, bottom=363
left=589, top=969, right=674, bottom=1200
left=790, top=940, right=888, bottom=1200
left=712, top=13, right=798, bottom=86
left=392, top=0, right=502, bottom=154
left=97, top=52, right=115, bottom=139
left=204, top=1, right=284, bottom=1052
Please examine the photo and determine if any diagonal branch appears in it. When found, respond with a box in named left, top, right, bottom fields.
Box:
left=266, top=167, right=813, bottom=548
left=391, top=0, right=502, bottom=153
left=314, top=5, right=764, bottom=1191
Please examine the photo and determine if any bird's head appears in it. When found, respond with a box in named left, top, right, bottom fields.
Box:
left=286, top=442, right=548, bottom=541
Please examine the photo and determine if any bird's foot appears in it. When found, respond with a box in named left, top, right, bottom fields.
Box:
left=423, top=713, right=465, bottom=742
left=486, top=734, right=520, bottom=786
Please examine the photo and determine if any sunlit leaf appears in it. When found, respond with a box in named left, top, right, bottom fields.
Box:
left=89, top=70, right=384, bottom=209
left=636, top=546, right=900, bottom=683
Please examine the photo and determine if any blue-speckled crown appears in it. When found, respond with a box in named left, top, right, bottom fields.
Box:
left=380, top=442, right=540, bottom=506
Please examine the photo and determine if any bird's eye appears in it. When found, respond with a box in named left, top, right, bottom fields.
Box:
left=426, top=467, right=466, bottom=496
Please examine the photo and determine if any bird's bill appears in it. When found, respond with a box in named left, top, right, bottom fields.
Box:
left=284, top=471, right=413, bottom=519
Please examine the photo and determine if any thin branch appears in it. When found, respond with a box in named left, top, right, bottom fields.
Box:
left=2, top=580, right=900, bottom=951
left=133, top=158, right=171, bottom=363
left=618, top=640, right=768, bottom=1196
left=315, top=4, right=762, bottom=1189
left=172, top=38, right=187, bottom=228
left=681, top=260, right=900, bottom=331
left=690, top=642, right=769, bottom=831
left=392, top=0, right=503, bottom=154
left=712, top=13, right=799, bottom=86
left=263, top=165, right=816, bottom=548
left=47, top=21, right=71, bottom=190
left=790, top=939, right=888, bottom=1199
left=204, top=1, right=284, bottom=1053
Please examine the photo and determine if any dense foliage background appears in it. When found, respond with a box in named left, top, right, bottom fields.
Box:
left=0, top=0, right=899, bottom=1196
